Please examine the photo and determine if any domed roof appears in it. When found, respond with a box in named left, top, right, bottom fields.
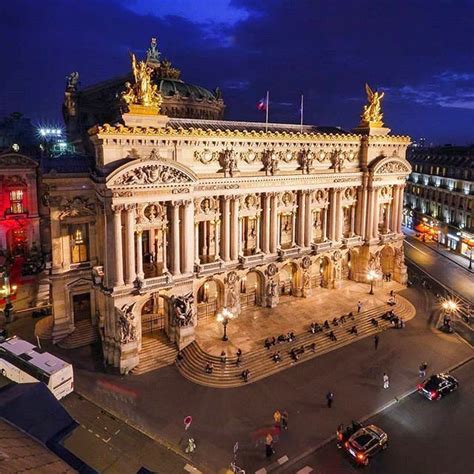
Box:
left=157, top=78, right=217, bottom=101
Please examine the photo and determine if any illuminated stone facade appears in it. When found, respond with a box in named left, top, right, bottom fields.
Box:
left=43, top=111, right=411, bottom=372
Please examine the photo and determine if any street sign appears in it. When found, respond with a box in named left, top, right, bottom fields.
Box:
left=233, top=441, right=239, bottom=454
left=184, top=415, right=193, bottom=430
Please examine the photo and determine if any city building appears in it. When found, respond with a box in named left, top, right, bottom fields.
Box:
left=43, top=40, right=411, bottom=373
left=404, top=146, right=474, bottom=259
left=0, top=150, right=41, bottom=256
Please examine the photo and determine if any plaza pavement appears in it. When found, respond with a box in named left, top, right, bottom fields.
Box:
left=67, top=285, right=473, bottom=474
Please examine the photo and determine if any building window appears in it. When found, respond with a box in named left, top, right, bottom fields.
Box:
left=70, top=223, right=89, bottom=263
left=9, top=189, right=24, bottom=214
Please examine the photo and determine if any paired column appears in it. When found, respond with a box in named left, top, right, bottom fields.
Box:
left=221, top=197, right=231, bottom=261
left=322, top=208, right=328, bottom=241
left=136, top=230, right=144, bottom=279
left=372, top=188, right=380, bottom=238
left=262, top=194, right=271, bottom=254
left=297, top=191, right=305, bottom=246
left=335, top=190, right=343, bottom=241
left=170, top=201, right=181, bottom=275
left=329, top=189, right=337, bottom=241
left=350, top=205, right=356, bottom=236
left=230, top=197, right=239, bottom=261
left=194, top=222, right=200, bottom=265
left=182, top=200, right=195, bottom=274
left=397, top=185, right=405, bottom=233
left=391, top=186, right=399, bottom=232
left=270, top=194, right=278, bottom=253
left=113, top=206, right=124, bottom=287
left=304, top=192, right=312, bottom=247
left=126, top=205, right=136, bottom=284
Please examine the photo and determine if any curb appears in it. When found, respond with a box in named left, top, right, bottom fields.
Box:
left=268, top=355, right=474, bottom=473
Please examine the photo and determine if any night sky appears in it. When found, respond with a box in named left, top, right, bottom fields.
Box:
left=1, top=0, right=473, bottom=145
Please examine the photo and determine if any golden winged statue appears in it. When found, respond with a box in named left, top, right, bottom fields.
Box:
left=121, top=52, right=162, bottom=110
left=361, top=83, right=385, bottom=126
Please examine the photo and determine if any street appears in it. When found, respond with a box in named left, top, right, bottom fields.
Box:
left=404, top=234, right=474, bottom=303
left=68, top=286, right=473, bottom=473
left=288, top=358, right=474, bottom=474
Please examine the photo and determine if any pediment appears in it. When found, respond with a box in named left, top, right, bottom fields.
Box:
left=0, top=153, right=38, bottom=169
left=106, top=158, right=197, bottom=187
left=371, top=156, right=411, bottom=175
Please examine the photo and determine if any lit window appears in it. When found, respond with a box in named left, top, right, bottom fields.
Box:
left=9, top=189, right=24, bottom=214
left=70, top=224, right=89, bottom=263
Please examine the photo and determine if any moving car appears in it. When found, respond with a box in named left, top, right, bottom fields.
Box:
left=417, top=373, right=459, bottom=400
left=342, top=423, right=388, bottom=466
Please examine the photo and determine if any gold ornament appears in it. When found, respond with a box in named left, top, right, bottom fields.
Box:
left=360, top=83, right=385, bottom=126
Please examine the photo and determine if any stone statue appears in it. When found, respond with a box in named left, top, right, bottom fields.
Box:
left=267, top=279, right=278, bottom=297
left=220, top=149, right=238, bottom=177
left=263, top=151, right=278, bottom=176
left=66, top=72, right=79, bottom=91
left=146, top=37, right=160, bottom=64
left=361, top=83, right=385, bottom=125
left=214, top=87, right=222, bottom=100
left=171, top=292, right=194, bottom=327
left=299, top=150, right=313, bottom=174
left=118, top=304, right=137, bottom=343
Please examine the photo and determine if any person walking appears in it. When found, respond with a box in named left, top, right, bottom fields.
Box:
left=273, top=409, right=281, bottom=429
left=281, top=410, right=288, bottom=430
left=374, top=334, right=379, bottom=350
left=357, top=301, right=363, bottom=314
left=419, top=362, right=428, bottom=377
left=265, top=433, right=274, bottom=458
left=326, top=391, right=334, bottom=408
left=383, top=373, right=389, bottom=389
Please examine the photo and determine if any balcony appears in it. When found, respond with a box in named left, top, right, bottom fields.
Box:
left=342, top=235, right=362, bottom=247
left=195, top=259, right=225, bottom=276
left=311, top=241, right=332, bottom=253
left=239, top=252, right=266, bottom=267
left=278, top=246, right=302, bottom=260
left=379, top=232, right=397, bottom=243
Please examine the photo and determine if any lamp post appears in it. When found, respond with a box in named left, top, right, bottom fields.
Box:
left=216, top=307, right=235, bottom=341
left=367, top=270, right=377, bottom=295
left=1, top=271, right=17, bottom=323
left=469, top=246, right=473, bottom=270
left=441, top=299, right=458, bottom=325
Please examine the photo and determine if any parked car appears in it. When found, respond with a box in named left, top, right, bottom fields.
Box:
left=340, top=423, right=388, bottom=466
left=417, top=373, right=459, bottom=400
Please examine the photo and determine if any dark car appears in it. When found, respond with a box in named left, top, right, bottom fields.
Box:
left=417, top=373, right=459, bottom=400
left=343, top=424, right=388, bottom=466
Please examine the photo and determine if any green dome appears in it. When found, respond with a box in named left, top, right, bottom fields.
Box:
left=157, top=78, right=217, bottom=101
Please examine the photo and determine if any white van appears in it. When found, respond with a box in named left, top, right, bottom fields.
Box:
left=0, top=336, right=74, bottom=400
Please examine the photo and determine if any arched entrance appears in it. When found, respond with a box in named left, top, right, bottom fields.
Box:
left=279, top=262, right=298, bottom=296
left=197, top=279, right=224, bottom=321
left=380, top=246, right=394, bottom=277
left=320, top=256, right=331, bottom=288
left=141, top=293, right=167, bottom=334
left=240, top=270, right=264, bottom=309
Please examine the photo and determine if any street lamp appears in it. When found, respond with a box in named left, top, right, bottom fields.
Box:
left=469, top=246, right=473, bottom=270
left=216, top=307, right=235, bottom=341
left=367, top=270, right=378, bottom=295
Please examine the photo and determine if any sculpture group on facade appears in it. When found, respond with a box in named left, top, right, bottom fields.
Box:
left=116, top=163, right=191, bottom=186
left=118, top=304, right=138, bottom=344
left=361, top=83, right=385, bottom=125
left=171, top=292, right=195, bottom=327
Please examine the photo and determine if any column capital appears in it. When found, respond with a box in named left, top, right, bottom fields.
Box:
left=124, top=203, right=136, bottom=212
left=112, top=204, right=125, bottom=213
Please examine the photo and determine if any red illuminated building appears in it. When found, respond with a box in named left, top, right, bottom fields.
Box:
left=0, top=151, right=40, bottom=256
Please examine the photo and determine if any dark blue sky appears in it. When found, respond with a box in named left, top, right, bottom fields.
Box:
left=1, top=0, right=473, bottom=144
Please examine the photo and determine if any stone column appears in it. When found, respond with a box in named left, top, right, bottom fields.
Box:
left=263, top=194, right=271, bottom=254
left=277, top=213, right=281, bottom=249
left=231, top=197, right=239, bottom=261
left=297, top=191, right=305, bottom=246
left=291, top=211, right=296, bottom=247
left=255, top=215, right=261, bottom=252
left=125, top=205, right=136, bottom=284
left=194, top=222, right=200, bottom=265
left=221, top=196, right=231, bottom=261
left=171, top=202, right=181, bottom=275
left=322, top=207, right=328, bottom=241
left=162, top=226, right=168, bottom=273
left=270, top=194, right=278, bottom=253
left=214, top=220, right=220, bottom=258
left=350, top=204, right=356, bottom=236
left=359, top=187, right=368, bottom=239
left=385, top=203, right=391, bottom=233
left=182, top=200, right=194, bottom=274
left=335, top=190, right=343, bottom=241
left=329, top=189, right=337, bottom=241
left=136, top=230, right=144, bottom=279
left=397, top=185, right=405, bottom=233
left=366, top=188, right=374, bottom=240
left=372, top=188, right=380, bottom=238
left=113, top=206, right=124, bottom=287
left=238, top=217, right=243, bottom=256
left=304, top=192, right=312, bottom=246
left=391, top=186, right=399, bottom=232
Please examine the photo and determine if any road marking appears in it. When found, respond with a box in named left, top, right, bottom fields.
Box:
left=405, top=240, right=429, bottom=256
left=114, top=429, right=120, bottom=435
left=296, top=467, right=313, bottom=474
left=277, top=455, right=289, bottom=464
left=103, top=436, right=111, bottom=443
left=183, top=464, right=202, bottom=474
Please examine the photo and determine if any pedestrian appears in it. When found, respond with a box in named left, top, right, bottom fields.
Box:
left=419, top=362, right=428, bottom=378
left=374, top=334, right=379, bottom=350
left=326, top=390, right=334, bottom=408
left=281, top=410, right=288, bottom=430
left=273, top=409, right=281, bottom=428
left=383, top=373, right=389, bottom=389
left=236, top=348, right=242, bottom=366
left=176, top=351, right=184, bottom=365
left=357, top=301, right=362, bottom=313
left=265, top=433, right=274, bottom=457
left=220, top=350, right=226, bottom=364
left=185, top=438, right=196, bottom=453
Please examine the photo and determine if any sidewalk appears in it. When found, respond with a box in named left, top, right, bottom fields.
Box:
left=403, top=226, right=474, bottom=274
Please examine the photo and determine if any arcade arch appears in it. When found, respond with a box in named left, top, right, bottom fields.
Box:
left=196, top=278, right=224, bottom=321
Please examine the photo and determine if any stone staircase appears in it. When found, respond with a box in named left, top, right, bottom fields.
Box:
left=34, top=316, right=54, bottom=340
left=178, top=296, right=415, bottom=388
left=57, top=320, right=99, bottom=349
left=131, top=332, right=178, bottom=375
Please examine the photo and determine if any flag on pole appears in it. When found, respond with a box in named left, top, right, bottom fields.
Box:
left=300, top=94, right=304, bottom=133
left=256, top=97, right=267, bottom=111
left=257, top=91, right=270, bottom=132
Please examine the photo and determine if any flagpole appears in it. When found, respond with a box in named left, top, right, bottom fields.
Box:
left=265, top=90, right=269, bottom=132
left=300, top=94, right=304, bottom=133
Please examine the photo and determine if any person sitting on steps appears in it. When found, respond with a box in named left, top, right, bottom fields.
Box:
left=272, top=351, right=282, bottom=363
left=205, top=362, right=214, bottom=374
left=323, top=320, right=330, bottom=330
left=371, top=318, right=379, bottom=327
left=328, top=331, right=338, bottom=342
left=349, top=325, right=358, bottom=335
